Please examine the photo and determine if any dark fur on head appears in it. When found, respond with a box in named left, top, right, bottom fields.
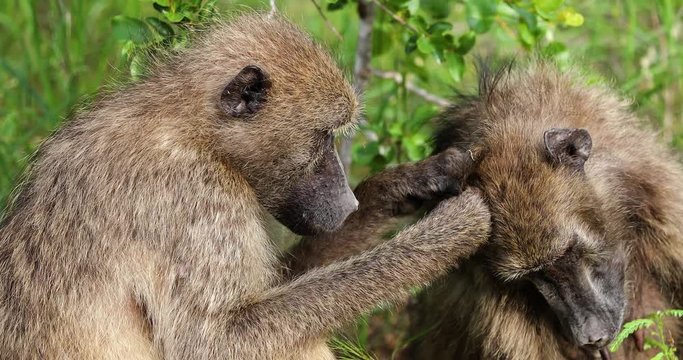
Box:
left=408, top=61, right=683, bottom=359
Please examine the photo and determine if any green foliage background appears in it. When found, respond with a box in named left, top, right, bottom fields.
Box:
left=1, top=0, right=682, bottom=209
left=0, top=0, right=682, bottom=357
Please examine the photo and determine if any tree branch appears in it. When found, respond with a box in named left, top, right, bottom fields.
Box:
left=310, top=0, right=343, bottom=41
left=371, top=68, right=451, bottom=107
left=339, top=0, right=375, bottom=175
left=369, top=0, right=419, bottom=34
left=269, top=0, right=277, bottom=17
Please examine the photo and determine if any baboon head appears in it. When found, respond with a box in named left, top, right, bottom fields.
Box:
left=434, top=65, right=627, bottom=353
left=184, top=15, right=360, bottom=235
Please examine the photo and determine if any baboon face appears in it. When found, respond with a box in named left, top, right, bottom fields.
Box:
left=476, top=127, right=626, bottom=350
left=215, top=62, right=359, bottom=236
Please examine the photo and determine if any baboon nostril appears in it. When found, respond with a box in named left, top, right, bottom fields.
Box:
left=588, top=336, right=604, bottom=345
left=584, top=332, right=610, bottom=348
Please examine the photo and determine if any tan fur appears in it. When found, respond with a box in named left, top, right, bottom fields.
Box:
left=406, top=63, right=683, bottom=359
left=0, top=14, right=490, bottom=359
left=287, top=147, right=473, bottom=275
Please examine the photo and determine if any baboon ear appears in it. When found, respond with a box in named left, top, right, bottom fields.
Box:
left=544, top=128, right=592, bottom=170
left=220, top=65, right=272, bottom=118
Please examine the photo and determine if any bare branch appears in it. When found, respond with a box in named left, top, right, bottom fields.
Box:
left=269, top=0, right=277, bottom=17
left=371, top=68, right=451, bottom=108
left=310, top=0, right=344, bottom=41
left=369, top=0, right=420, bottom=34
left=339, top=0, right=376, bottom=175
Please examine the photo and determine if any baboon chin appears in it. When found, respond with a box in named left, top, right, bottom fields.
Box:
left=407, top=62, right=683, bottom=359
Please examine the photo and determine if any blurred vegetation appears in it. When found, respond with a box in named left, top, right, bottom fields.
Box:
left=610, top=309, right=683, bottom=359
left=1, top=0, right=682, bottom=209
left=1, top=0, right=681, bottom=357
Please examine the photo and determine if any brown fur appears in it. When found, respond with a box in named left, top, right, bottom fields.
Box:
left=287, top=147, right=474, bottom=275
left=0, top=14, right=490, bottom=359
left=406, top=63, right=683, bottom=359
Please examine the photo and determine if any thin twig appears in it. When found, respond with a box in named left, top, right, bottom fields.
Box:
left=339, top=0, right=376, bottom=174
left=310, top=0, right=344, bottom=41
left=369, top=0, right=419, bottom=34
left=269, top=0, right=277, bottom=17
left=371, top=68, right=451, bottom=107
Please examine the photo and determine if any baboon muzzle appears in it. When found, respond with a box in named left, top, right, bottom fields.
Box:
left=274, top=147, right=358, bottom=236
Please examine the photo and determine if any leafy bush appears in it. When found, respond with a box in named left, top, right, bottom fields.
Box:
left=610, top=309, right=683, bottom=360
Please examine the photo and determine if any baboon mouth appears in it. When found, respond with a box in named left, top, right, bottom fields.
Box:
left=580, top=345, right=611, bottom=360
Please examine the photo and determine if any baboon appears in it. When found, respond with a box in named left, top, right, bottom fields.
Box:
left=0, top=14, right=492, bottom=359
left=405, top=63, right=683, bottom=359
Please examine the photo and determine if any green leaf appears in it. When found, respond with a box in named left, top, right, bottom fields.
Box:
left=515, top=6, right=538, bottom=32
left=402, top=0, right=420, bottom=15
left=146, top=17, right=174, bottom=37
left=542, top=41, right=567, bottom=57
left=404, top=132, right=429, bottom=161
left=517, top=22, right=536, bottom=48
left=111, top=15, right=153, bottom=44
left=352, top=140, right=379, bottom=165
left=153, top=2, right=170, bottom=13
left=465, top=0, right=498, bottom=34
left=533, top=0, right=563, bottom=16
left=407, top=14, right=428, bottom=32
left=650, top=353, right=665, bottom=360
left=420, top=0, right=454, bottom=19
left=661, top=309, right=683, bottom=318
left=558, top=8, right=584, bottom=27
left=445, top=52, right=465, bottom=82
left=164, top=10, right=187, bottom=23
left=416, top=35, right=436, bottom=54
left=456, top=30, right=476, bottom=54
left=427, top=21, right=452, bottom=35
left=405, top=35, right=418, bottom=54
left=327, top=0, right=348, bottom=11
left=609, top=318, right=655, bottom=352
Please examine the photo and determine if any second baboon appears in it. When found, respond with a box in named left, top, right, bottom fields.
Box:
left=0, top=14, right=491, bottom=359
left=405, top=63, right=683, bottom=359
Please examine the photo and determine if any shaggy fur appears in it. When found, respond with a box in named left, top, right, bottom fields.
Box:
left=287, top=147, right=475, bottom=275
left=406, top=63, right=683, bottom=359
left=0, top=14, right=491, bottom=359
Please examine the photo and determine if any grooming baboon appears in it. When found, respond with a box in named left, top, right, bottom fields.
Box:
left=0, top=14, right=492, bottom=359
left=405, top=63, right=683, bottom=359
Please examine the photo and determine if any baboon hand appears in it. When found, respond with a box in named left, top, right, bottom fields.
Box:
left=403, top=188, right=491, bottom=262
left=354, top=148, right=474, bottom=217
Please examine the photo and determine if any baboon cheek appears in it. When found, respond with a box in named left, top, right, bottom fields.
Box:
left=272, top=147, right=358, bottom=236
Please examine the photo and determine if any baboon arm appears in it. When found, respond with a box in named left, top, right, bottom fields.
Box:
left=178, top=193, right=488, bottom=359
left=286, top=148, right=472, bottom=276
left=285, top=207, right=402, bottom=277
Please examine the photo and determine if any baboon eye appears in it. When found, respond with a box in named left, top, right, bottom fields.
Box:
left=220, top=65, right=272, bottom=118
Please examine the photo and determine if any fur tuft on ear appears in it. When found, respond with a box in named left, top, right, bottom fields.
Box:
left=543, top=128, right=592, bottom=170
left=220, top=65, right=272, bottom=118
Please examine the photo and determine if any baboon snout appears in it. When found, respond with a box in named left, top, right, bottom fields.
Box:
left=272, top=148, right=357, bottom=235
left=576, top=315, right=613, bottom=348
left=341, top=188, right=359, bottom=213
